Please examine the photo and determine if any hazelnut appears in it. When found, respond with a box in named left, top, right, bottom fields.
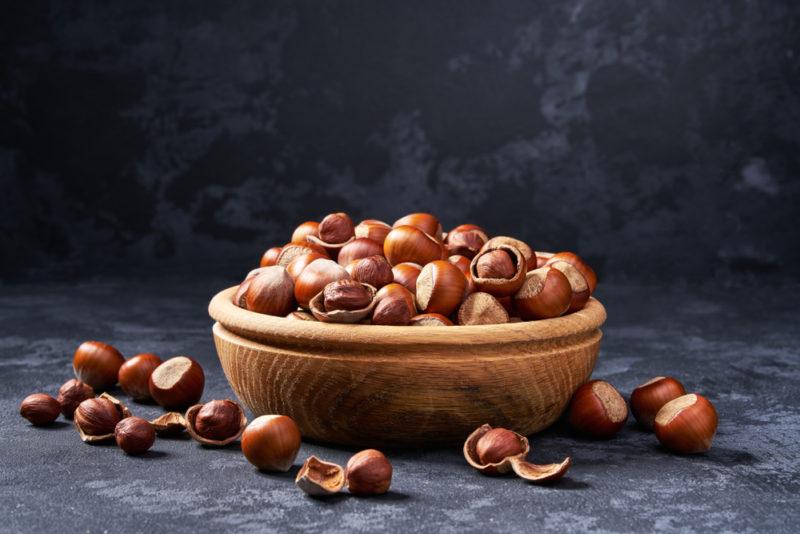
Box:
left=383, top=225, right=445, bottom=266
left=372, top=283, right=416, bottom=325
left=185, top=399, right=247, bottom=446
left=316, top=212, right=355, bottom=245
left=547, top=260, right=590, bottom=312
left=286, top=252, right=327, bottom=280
left=73, top=340, right=126, bottom=390
left=114, top=416, right=155, bottom=455
left=630, top=376, right=686, bottom=429
left=391, top=262, right=422, bottom=294
left=470, top=245, right=526, bottom=297
left=148, top=356, right=205, bottom=410
left=535, top=251, right=554, bottom=268
left=295, top=456, right=345, bottom=497
left=445, top=224, right=488, bottom=258
left=150, top=412, right=188, bottom=436
left=415, top=260, right=467, bottom=316
left=294, top=258, right=350, bottom=309
left=545, top=252, right=597, bottom=294
left=345, top=449, right=393, bottom=496
left=276, top=242, right=329, bottom=267
left=408, top=313, right=453, bottom=326
left=291, top=221, right=320, bottom=244
left=448, top=254, right=476, bottom=299
left=323, top=279, right=373, bottom=312
left=481, top=236, right=536, bottom=271
left=654, top=394, right=718, bottom=454
left=57, top=378, right=94, bottom=419
left=457, top=292, right=509, bottom=325
left=354, top=219, right=392, bottom=246
left=74, top=393, right=130, bottom=442
left=259, top=246, right=283, bottom=267
left=241, top=415, right=302, bottom=472
left=337, top=238, right=384, bottom=267
left=393, top=213, right=443, bottom=239
left=245, top=265, right=296, bottom=316
left=513, top=266, right=572, bottom=320
left=463, top=424, right=571, bottom=483
left=346, top=255, right=394, bottom=289
left=118, top=353, right=162, bottom=402
left=568, top=380, right=628, bottom=439
left=233, top=267, right=267, bottom=307
left=19, top=393, right=61, bottom=426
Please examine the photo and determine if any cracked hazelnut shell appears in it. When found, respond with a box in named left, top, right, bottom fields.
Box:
left=481, top=236, right=536, bottom=271
left=470, top=245, right=526, bottom=298
left=57, top=379, right=94, bottom=419
left=151, top=412, right=188, bottom=436
left=445, top=224, right=488, bottom=258
left=310, top=281, right=377, bottom=323
left=20, top=393, right=61, bottom=426
left=296, top=456, right=345, bottom=497
left=185, top=399, right=247, bottom=447
left=73, top=340, right=126, bottom=390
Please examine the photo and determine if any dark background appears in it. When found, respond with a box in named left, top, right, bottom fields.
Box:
left=2, top=0, right=799, bottom=282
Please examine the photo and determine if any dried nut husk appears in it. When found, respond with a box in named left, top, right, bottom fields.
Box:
left=185, top=400, right=247, bottom=447
left=75, top=393, right=131, bottom=443
left=463, top=424, right=571, bottom=484
left=150, top=412, right=188, bottom=436
left=309, top=283, right=377, bottom=323
left=470, top=245, right=526, bottom=297
left=295, top=456, right=346, bottom=496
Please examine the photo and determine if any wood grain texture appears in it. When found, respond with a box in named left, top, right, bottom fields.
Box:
left=209, top=286, right=606, bottom=447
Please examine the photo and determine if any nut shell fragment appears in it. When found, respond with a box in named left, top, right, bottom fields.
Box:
left=150, top=412, right=188, bottom=436
left=295, top=456, right=346, bottom=497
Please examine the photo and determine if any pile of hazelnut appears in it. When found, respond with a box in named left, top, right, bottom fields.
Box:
left=238, top=212, right=597, bottom=325
left=19, top=341, right=394, bottom=497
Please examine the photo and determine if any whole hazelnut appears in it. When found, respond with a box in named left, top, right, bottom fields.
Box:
left=513, top=266, right=572, bottom=320
left=337, top=238, right=384, bottom=267
left=415, top=260, right=467, bottom=316
left=73, top=340, right=126, bottom=390
left=317, top=212, right=355, bottom=244
left=372, top=283, right=416, bottom=326
left=323, top=279, right=373, bottom=312
left=630, top=376, right=686, bottom=430
left=354, top=219, right=392, bottom=246
left=74, top=396, right=125, bottom=438
left=114, top=416, right=155, bottom=455
left=545, top=252, right=597, bottom=294
left=475, top=427, right=525, bottom=464
left=383, top=225, right=445, bottom=266
left=345, top=449, right=393, bottom=496
left=291, top=221, right=320, bottom=244
left=245, top=265, right=296, bottom=316
left=148, top=356, right=205, bottom=410
left=391, top=262, right=422, bottom=294
left=19, top=393, right=61, bottom=426
left=568, top=380, right=628, bottom=439
left=259, top=246, right=283, bottom=267
left=241, top=415, right=302, bottom=472
left=294, top=258, right=350, bottom=309
left=192, top=400, right=246, bottom=442
left=118, top=353, right=162, bottom=402
left=57, top=379, right=94, bottom=419
left=393, top=213, right=443, bottom=239
left=654, top=394, right=718, bottom=454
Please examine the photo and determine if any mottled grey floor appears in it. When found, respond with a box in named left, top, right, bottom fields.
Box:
left=1, top=276, right=798, bottom=533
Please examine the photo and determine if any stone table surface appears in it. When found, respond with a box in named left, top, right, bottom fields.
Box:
left=1, top=275, right=798, bottom=533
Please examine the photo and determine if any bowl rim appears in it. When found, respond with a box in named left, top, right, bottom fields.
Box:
left=209, top=286, right=606, bottom=347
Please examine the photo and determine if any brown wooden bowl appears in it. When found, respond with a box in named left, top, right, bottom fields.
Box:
left=208, top=286, right=606, bottom=447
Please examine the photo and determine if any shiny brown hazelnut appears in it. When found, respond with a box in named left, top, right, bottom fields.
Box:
left=74, top=393, right=130, bottom=442
left=346, top=255, right=394, bottom=289
left=259, top=246, right=283, bottom=267
left=322, top=279, right=373, bottom=312
left=57, top=379, right=94, bottom=419
left=481, top=236, right=537, bottom=271
left=547, top=260, right=590, bottom=312
left=337, top=238, right=384, bottom=267
left=630, top=376, right=686, bottom=430
left=233, top=267, right=268, bottom=307
left=546, top=252, right=597, bottom=294
left=276, top=242, right=329, bottom=267
left=535, top=251, right=554, bottom=268
left=415, top=260, right=467, bottom=316
left=114, top=416, right=155, bottom=455
left=372, top=283, right=417, bottom=325
left=449, top=255, right=477, bottom=299
left=345, top=449, right=393, bottom=495
left=654, top=394, right=718, bottom=454
left=118, top=353, right=162, bottom=402
left=291, top=221, right=320, bottom=244
left=568, top=380, right=628, bottom=439
left=470, top=245, right=526, bottom=297
left=445, top=224, right=488, bottom=258
left=19, top=393, right=61, bottom=426
left=409, top=313, right=454, bottom=326
left=241, top=415, right=302, bottom=472
left=513, top=267, right=572, bottom=320
left=185, top=399, right=247, bottom=446
left=73, top=340, right=126, bottom=390
left=457, top=292, right=509, bottom=325
left=354, top=219, right=392, bottom=246
left=294, top=258, right=350, bottom=309
left=384, top=225, right=445, bottom=266
left=316, top=212, right=355, bottom=245
left=296, top=456, right=346, bottom=497
left=245, top=265, right=296, bottom=316
left=391, top=262, right=422, bottom=294
left=286, top=252, right=327, bottom=280
left=476, top=427, right=526, bottom=464
left=148, top=356, right=205, bottom=410
left=393, top=213, right=443, bottom=240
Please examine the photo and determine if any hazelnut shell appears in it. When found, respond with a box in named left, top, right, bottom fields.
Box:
left=295, top=456, right=346, bottom=497
left=309, top=283, right=377, bottom=323
left=185, top=400, right=247, bottom=447
left=74, top=393, right=131, bottom=443
left=470, top=245, right=526, bottom=297
left=150, top=412, right=188, bottom=436
left=481, top=236, right=536, bottom=271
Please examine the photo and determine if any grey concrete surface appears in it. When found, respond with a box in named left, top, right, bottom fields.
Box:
left=1, top=276, right=798, bottom=533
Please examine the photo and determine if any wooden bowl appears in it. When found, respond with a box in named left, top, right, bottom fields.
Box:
left=208, top=287, right=606, bottom=447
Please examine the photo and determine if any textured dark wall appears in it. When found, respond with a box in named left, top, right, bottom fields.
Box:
left=2, top=1, right=799, bottom=281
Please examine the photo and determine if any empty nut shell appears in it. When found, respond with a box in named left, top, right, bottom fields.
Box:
left=296, top=456, right=346, bottom=496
